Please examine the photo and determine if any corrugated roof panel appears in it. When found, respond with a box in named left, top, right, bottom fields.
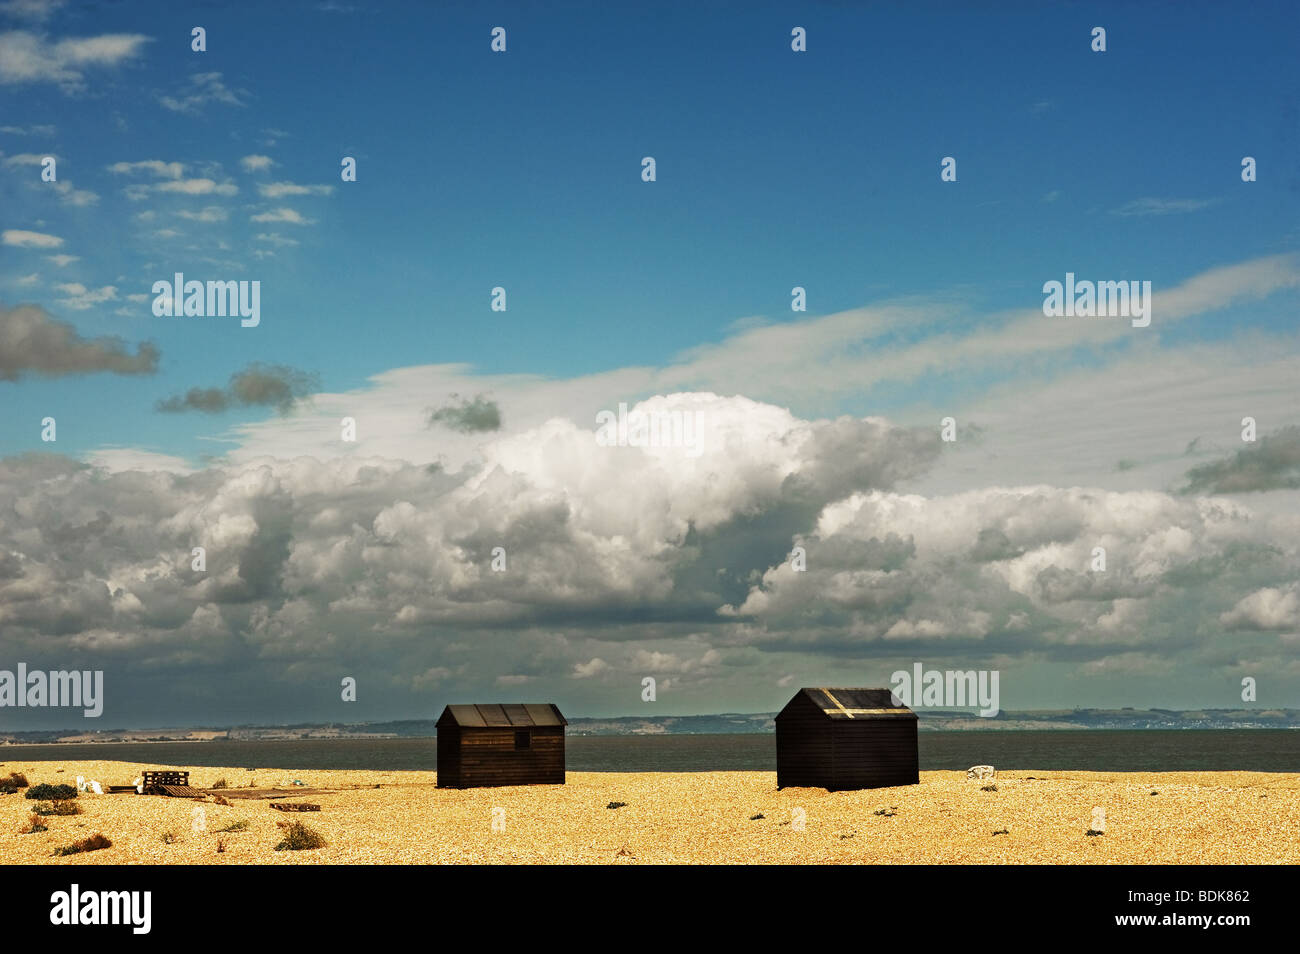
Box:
left=502, top=704, right=533, bottom=726
left=834, top=688, right=900, bottom=710
left=476, top=704, right=511, bottom=726
left=441, top=703, right=568, bottom=726
left=811, top=689, right=847, bottom=713
left=523, top=703, right=566, bottom=726
left=446, top=704, right=485, bottom=727
left=803, top=688, right=912, bottom=719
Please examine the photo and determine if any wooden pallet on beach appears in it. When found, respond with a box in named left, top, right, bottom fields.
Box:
left=140, top=770, right=190, bottom=794
left=158, top=784, right=204, bottom=798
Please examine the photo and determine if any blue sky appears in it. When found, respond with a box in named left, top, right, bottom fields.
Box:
left=5, top=0, right=1297, bottom=462
left=2, top=0, right=1299, bottom=725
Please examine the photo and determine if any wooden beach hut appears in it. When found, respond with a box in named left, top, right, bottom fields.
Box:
left=775, top=688, right=919, bottom=791
left=436, top=703, right=567, bottom=788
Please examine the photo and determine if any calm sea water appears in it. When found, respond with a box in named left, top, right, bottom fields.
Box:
left=2, top=730, right=1297, bottom=773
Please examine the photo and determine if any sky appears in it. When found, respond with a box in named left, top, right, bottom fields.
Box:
left=1, top=0, right=1299, bottom=728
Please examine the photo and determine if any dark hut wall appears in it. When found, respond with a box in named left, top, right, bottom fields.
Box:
left=435, top=724, right=461, bottom=784
left=775, top=691, right=833, bottom=788
left=829, top=717, right=918, bottom=789
left=439, top=726, right=565, bottom=787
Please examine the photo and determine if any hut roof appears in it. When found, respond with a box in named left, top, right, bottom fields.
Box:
left=439, top=703, right=568, bottom=727
left=788, top=687, right=915, bottom=719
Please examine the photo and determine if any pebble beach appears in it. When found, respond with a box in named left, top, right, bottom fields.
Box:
left=2, top=760, right=1297, bottom=865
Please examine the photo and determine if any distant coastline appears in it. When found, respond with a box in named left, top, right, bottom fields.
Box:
left=4, top=707, right=1298, bottom=744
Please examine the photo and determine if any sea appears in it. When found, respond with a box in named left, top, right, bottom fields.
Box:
left=2, top=730, right=1297, bottom=773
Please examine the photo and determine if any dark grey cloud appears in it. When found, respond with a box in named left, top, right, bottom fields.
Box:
left=0, top=302, right=159, bottom=381
left=1181, top=426, right=1300, bottom=494
left=156, top=387, right=229, bottom=414
left=0, top=549, right=23, bottom=579
left=157, top=362, right=318, bottom=414
left=427, top=393, right=501, bottom=433
left=970, top=527, right=1022, bottom=563
left=229, top=363, right=318, bottom=411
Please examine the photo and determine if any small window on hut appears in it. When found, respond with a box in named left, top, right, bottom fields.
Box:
left=515, top=730, right=531, bottom=749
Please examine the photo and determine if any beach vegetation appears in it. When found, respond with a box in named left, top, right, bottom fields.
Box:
left=274, top=820, right=326, bottom=851
left=0, top=772, right=30, bottom=793
left=53, top=833, right=112, bottom=856
left=26, top=783, right=77, bottom=800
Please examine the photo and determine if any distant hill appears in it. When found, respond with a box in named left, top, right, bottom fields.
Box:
left=2, top=708, right=1297, bottom=743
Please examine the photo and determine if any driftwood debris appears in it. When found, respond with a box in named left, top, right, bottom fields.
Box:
left=210, top=787, right=332, bottom=800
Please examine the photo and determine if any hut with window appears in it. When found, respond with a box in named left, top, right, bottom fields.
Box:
left=436, top=703, right=567, bottom=788
left=775, top=688, right=918, bottom=790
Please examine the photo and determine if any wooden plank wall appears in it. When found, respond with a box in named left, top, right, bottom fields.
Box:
left=438, top=726, right=565, bottom=788
left=830, top=719, right=919, bottom=790
left=775, top=694, right=833, bottom=788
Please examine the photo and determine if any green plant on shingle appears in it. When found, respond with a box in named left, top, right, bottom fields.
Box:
left=26, top=784, right=77, bottom=801
left=274, top=821, right=326, bottom=851
left=53, top=833, right=111, bottom=856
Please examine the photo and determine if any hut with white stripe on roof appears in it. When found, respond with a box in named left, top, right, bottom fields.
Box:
left=436, top=703, right=567, bottom=788
left=775, top=688, right=919, bottom=791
